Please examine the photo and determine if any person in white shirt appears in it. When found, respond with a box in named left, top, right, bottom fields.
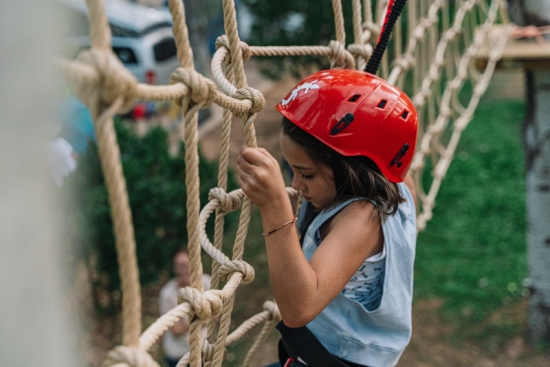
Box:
left=159, top=247, right=211, bottom=367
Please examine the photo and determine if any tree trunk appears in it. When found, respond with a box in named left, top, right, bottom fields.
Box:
left=507, top=0, right=550, bottom=347
left=524, top=69, right=550, bottom=346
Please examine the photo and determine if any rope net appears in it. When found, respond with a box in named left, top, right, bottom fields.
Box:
left=60, top=0, right=512, bottom=366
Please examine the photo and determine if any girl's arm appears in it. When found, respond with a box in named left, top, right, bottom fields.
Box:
left=237, top=147, right=382, bottom=327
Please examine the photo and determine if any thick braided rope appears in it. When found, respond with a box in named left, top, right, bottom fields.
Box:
left=167, top=2, right=206, bottom=366
left=94, top=99, right=142, bottom=348
left=209, top=3, right=260, bottom=367
left=349, top=0, right=371, bottom=70
left=206, top=58, right=235, bottom=345
left=332, top=0, right=346, bottom=45
left=61, top=1, right=514, bottom=366
left=84, top=0, right=142, bottom=349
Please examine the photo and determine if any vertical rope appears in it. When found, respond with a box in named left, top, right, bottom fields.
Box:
left=85, top=0, right=142, bottom=348
left=211, top=2, right=258, bottom=366
left=352, top=0, right=366, bottom=70
left=394, top=12, right=403, bottom=87
left=168, top=1, right=205, bottom=366
left=169, top=0, right=194, bottom=69
left=207, top=58, right=236, bottom=343
left=407, top=0, right=422, bottom=96
left=93, top=99, right=143, bottom=348
left=332, top=0, right=347, bottom=45
left=363, top=0, right=373, bottom=23
left=222, top=0, right=247, bottom=89
left=85, top=0, right=111, bottom=50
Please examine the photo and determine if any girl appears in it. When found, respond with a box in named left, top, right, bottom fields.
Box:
left=236, top=69, right=418, bottom=367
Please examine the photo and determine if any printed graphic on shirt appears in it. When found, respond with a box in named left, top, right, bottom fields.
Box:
left=343, top=261, right=385, bottom=311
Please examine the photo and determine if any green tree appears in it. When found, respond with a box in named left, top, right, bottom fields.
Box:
left=65, top=120, right=237, bottom=311
left=242, top=0, right=356, bottom=79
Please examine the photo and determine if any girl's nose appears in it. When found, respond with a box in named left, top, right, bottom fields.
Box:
left=292, top=175, right=306, bottom=191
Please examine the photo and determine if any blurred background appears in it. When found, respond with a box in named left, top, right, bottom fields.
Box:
left=2, top=0, right=550, bottom=367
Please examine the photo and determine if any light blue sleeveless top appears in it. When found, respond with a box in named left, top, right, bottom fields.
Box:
left=299, top=183, right=417, bottom=367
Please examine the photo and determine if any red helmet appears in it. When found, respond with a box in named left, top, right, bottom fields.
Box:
left=275, top=69, right=418, bottom=183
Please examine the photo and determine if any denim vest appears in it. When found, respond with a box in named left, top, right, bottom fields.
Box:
left=300, top=183, right=416, bottom=367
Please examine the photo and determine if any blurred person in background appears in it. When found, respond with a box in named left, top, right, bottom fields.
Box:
left=159, top=247, right=211, bottom=367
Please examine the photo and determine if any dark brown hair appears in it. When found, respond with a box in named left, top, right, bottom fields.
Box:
left=172, top=246, right=189, bottom=260
left=282, top=117, right=405, bottom=221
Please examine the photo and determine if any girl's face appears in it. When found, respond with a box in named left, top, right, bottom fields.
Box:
left=280, top=133, right=337, bottom=208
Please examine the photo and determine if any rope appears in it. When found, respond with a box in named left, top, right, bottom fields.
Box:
left=58, top=0, right=512, bottom=365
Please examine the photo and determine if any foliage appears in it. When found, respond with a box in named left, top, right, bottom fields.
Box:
left=416, top=99, right=527, bottom=330
left=242, top=0, right=357, bottom=79
left=65, top=119, right=238, bottom=311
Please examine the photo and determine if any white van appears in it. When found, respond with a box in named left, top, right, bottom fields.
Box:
left=60, top=0, right=180, bottom=86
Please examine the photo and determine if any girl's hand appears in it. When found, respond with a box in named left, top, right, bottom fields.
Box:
left=236, top=146, right=288, bottom=209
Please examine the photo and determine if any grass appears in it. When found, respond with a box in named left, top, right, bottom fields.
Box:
left=415, top=99, right=528, bottom=329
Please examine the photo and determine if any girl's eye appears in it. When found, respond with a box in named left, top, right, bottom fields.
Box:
left=302, top=174, right=314, bottom=180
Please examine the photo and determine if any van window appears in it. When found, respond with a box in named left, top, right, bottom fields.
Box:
left=113, top=47, right=138, bottom=65
left=154, top=38, right=177, bottom=62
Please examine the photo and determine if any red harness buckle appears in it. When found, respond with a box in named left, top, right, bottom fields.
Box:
left=283, top=357, right=295, bottom=367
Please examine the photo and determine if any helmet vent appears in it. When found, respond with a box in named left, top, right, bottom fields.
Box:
left=377, top=100, right=387, bottom=109
left=401, top=110, right=409, bottom=119
left=348, top=94, right=361, bottom=102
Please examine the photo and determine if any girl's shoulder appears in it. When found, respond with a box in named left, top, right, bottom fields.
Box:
left=325, top=198, right=379, bottom=234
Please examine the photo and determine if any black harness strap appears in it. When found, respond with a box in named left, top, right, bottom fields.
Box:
left=297, top=201, right=318, bottom=246
left=276, top=321, right=368, bottom=367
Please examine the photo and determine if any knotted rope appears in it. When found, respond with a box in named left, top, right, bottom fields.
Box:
left=103, top=346, right=160, bottom=367
left=59, top=0, right=512, bottom=366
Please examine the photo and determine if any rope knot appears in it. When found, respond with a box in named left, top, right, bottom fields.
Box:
left=209, top=188, right=241, bottom=213
left=170, top=68, right=217, bottom=108
left=76, top=48, right=138, bottom=112
left=392, top=54, right=416, bottom=71
left=347, top=43, right=374, bottom=60
left=215, top=35, right=252, bottom=63
left=102, top=346, right=159, bottom=367
left=263, top=300, right=281, bottom=322
left=232, top=87, right=266, bottom=115
left=219, top=259, right=255, bottom=284
left=178, top=288, right=223, bottom=320
left=328, top=40, right=355, bottom=69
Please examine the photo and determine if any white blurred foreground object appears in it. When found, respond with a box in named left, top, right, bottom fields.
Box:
left=47, top=137, right=78, bottom=186
left=0, top=1, right=77, bottom=367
